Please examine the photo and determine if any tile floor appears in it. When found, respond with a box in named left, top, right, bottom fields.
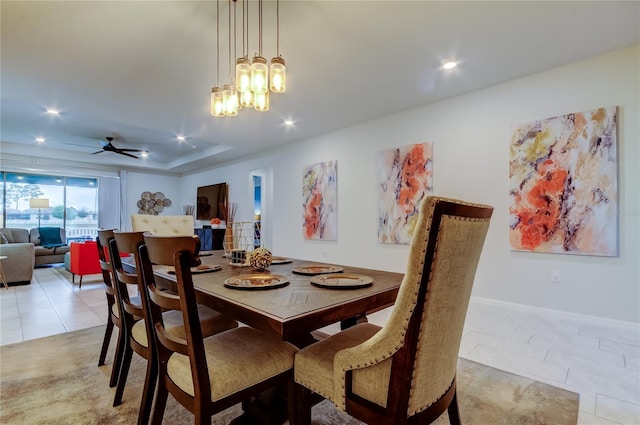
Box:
left=1, top=267, right=639, bottom=424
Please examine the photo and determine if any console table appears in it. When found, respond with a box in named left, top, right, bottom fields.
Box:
left=194, top=227, right=225, bottom=251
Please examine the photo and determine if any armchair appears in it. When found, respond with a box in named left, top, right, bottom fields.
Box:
left=293, top=196, right=494, bottom=425
left=67, top=241, right=101, bottom=287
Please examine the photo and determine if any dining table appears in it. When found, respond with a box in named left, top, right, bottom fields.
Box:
left=124, top=252, right=403, bottom=347
left=122, top=251, right=403, bottom=423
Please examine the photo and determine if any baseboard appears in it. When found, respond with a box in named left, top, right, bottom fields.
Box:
left=470, top=296, right=640, bottom=332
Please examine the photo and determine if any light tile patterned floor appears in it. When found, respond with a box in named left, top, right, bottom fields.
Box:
left=1, top=267, right=638, bottom=424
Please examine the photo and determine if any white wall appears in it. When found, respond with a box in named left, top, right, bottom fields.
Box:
left=180, top=45, right=639, bottom=323
left=123, top=171, right=181, bottom=230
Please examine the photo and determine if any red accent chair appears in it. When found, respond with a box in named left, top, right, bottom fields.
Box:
left=69, top=241, right=102, bottom=287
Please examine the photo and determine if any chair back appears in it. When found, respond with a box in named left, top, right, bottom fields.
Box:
left=131, top=215, right=195, bottom=236
left=344, top=196, right=493, bottom=419
left=138, top=234, right=210, bottom=401
left=97, top=230, right=117, bottom=297
left=109, top=232, right=145, bottom=319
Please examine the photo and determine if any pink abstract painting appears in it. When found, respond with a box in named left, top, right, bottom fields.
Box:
left=303, top=160, right=337, bottom=240
left=377, top=143, right=433, bottom=244
left=509, top=106, right=618, bottom=256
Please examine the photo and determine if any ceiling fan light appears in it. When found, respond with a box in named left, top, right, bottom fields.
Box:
left=251, top=56, right=268, bottom=94
left=211, top=86, right=225, bottom=117
left=269, top=56, right=286, bottom=93
left=254, top=90, right=269, bottom=112
left=236, top=57, right=252, bottom=93
left=223, top=84, right=238, bottom=116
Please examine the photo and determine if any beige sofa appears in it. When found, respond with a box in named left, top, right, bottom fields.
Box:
left=0, top=228, right=35, bottom=284
left=131, top=214, right=195, bottom=236
left=29, top=228, right=70, bottom=266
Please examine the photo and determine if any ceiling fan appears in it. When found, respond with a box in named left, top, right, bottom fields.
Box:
left=92, top=136, right=145, bottom=159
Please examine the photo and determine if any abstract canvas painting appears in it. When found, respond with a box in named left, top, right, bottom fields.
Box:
left=377, top=142, right=433, bottom=244
left=303, top=160, right=337, bottom=240
left=509, top=106, right=618, bottom=256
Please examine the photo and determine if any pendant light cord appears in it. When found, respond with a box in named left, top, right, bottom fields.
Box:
left=228, top=0, right=232, bottom=81
left=216, top=0, right=220, bottom=86
left=258, top=0, right=263, bottom=56
left=276, top=0, right=280, bottom=57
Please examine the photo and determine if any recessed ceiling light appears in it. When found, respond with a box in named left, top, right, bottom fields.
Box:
left=177, top=135, right=186, bottom=141
left=284, top=120, right=294, bottom=126
left=192, top=145, right=197, bottom=149
left=35, top=137, right=46, bottom=142
left=141, top=151, right=149, bottom=158
left=46, top=108, right=60, bottom=115
left=443, top=61, right=457, bottom=70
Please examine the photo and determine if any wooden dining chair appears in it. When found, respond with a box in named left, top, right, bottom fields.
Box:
left=96, top=229, right=133, bottom=389
left=138, top=234, right=299, bottom=425
left=110, top=231, right=238, bottom=425
left=293, top=196, right=494, bottom=425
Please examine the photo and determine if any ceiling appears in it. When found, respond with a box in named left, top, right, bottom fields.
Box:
left=1, top=1, right=638, bottom=175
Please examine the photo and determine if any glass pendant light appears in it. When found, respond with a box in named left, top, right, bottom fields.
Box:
left=211, top=0, right=225, bottom=117
left=269, top=0, right=286, bottom=93
left=270, top=57, right=285, bottom=93
left=223, top=84, right=238, bottom=116
left=211, top=87, right=225, bottom=117
left=251, top=0, right=268, bottom=94
left=240, top=90, right=254, bottom=108
left=236, top=0, right=251, bottom=94
left=255, top=90, right=269, bottom=112
left=236, top=58, right=252, bottom=93
left=251, top=56, right=268, bottom=94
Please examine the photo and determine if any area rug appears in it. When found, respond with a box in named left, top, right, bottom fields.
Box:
left=0, top=326, right=578, bottom=425
left=52, top=265, right=104, bottom=287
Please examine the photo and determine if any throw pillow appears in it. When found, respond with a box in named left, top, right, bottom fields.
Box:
left=0, top=233, right=8, bottom=244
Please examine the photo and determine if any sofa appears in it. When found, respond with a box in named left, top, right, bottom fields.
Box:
left=0, top=228, right=35, bottom=284
left=29, top=227, right=70, bottom=266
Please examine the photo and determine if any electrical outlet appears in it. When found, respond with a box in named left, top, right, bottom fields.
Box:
left=550, top=270, right=560, bottom=283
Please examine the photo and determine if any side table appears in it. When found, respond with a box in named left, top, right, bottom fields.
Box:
left=0, top=255, right=8, bottom=289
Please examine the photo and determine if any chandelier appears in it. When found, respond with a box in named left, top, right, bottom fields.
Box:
left=211, top=0, right=286, bottom=118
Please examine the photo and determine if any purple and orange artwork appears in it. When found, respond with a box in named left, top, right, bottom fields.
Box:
left=509, top=106, right=618, bottom=256
left=377, top=143, right=433, bottom=244
left=303, top=160, right=337, bottom=240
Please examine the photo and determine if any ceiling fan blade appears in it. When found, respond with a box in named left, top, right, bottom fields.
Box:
left=117, top=151, right=139, bottom=159
left=117, top=148, right=145, bottom=152
left=91, top=150, right=104, bottom=155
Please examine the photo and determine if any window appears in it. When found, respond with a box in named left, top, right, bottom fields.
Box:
left=1, top=172, right=99, bottom=241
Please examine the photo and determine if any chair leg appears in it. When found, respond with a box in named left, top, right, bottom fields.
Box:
left=72, top=273, right=75, bottom=283
left=137, top=353, right=158, bottom=425
left=447, top=389, right=461, bottom=425
left=293, top=383, right=312, bottom=425
left=150, top=380, right=169, bottom=425
left=109, top=326, right=125, bottom=388
left=98, top=320, right=114, bottom=366
left=287, top=378, right=298, bottom=425
left=79, top=275, right=83, bottom=288
left=113, top=344, right=133, bottom=407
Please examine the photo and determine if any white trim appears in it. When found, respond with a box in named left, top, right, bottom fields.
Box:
left=471, top=296, right=640, bottom=332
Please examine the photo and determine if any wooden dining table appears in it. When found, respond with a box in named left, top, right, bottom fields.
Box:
left=125, top=252, right=403, bottom=347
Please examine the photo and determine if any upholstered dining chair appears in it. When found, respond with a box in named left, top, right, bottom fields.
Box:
left=110, top=231, right=238, bottom=425
left=96, top=230, right=133, bottom=389
left=138, top=234, right=299, bottom=425
left=293, top=196, right=494, bottom=425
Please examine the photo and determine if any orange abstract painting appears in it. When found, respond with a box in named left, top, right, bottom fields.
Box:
left=509, top=106, right=618, bottom=256
left=377, top=143, right=433, bottom=244
left=303, top=160, right=337, bottom=240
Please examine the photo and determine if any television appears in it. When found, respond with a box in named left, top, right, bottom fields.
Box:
left=196, top=182, right=228, bottom=221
